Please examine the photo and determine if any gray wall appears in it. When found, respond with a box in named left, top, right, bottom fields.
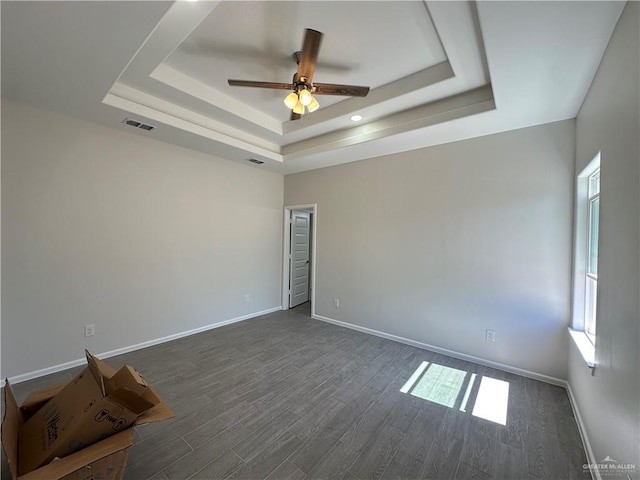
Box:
left=569, top=1, right=640, bottom=471
left=285, top=120, right=575, bottom=381
left=1, top=100, right=284, bottom=379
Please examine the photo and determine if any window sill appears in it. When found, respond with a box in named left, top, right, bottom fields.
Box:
left=568, top=328, right=596, bottom=369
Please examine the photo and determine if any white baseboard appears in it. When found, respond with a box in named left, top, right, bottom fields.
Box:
left=7, top=306, right=282, bottom=385
left=566, top=383, right=599, bottom=480
left=312, top=313, right=567, bottom=386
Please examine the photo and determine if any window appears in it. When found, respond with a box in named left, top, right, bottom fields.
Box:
left=584, top=168, right=600, bottom=343
left=571, top=152, right=600, bottom=363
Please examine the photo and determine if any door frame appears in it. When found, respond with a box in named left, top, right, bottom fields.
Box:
left=282, top=204, right=317, bottom=315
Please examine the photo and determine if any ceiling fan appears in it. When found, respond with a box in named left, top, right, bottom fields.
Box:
left=228, top=29, right=370, bottom=120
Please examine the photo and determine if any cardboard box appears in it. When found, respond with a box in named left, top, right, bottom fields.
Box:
left=17, top=351, right=161, bottom=474
left=2, top=351, right=174, bottom=479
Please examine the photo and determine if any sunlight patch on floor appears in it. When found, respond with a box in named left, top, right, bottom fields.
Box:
left=410, top=363, right=467, bottom=408
left=400, top=361, right=510, bottom=425
left=400, top=361, right=429, bottom=393
left=472, top=376, right=509, bottom=425
left=459, top=372, right=477, bottom=412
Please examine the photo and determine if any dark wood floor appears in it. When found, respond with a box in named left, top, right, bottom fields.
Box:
left=4, top=304, right=589, bottom=480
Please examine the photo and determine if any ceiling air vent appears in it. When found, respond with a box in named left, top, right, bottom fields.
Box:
left=247, top=158, right=264, bottom=165
left=123, top=118, right=155, bottom=131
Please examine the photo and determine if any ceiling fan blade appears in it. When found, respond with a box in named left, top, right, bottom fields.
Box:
left=182, top=41, right=353, bottom=73
left=228, top=80, right=293, bottom=90
left=297, top=29, right=323, bottom=84
left=312, top=83, right=370, bottom=97
left=290, top=111, right=302, bottom=121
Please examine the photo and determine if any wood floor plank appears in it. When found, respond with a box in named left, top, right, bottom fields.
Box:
left=138, top=394, right=238, bottom=441
left=231, top=431, right=303, bottom=480
left=569, top=456, right=593, bottom=480
left=187, top=449, right=244, bottom=480
left=306, top=399, right=392, bottom=479
left=525, top=425, right=570, bottom=479
left=421, top=409, right=470, bottom=480
left=163, top=423, right=253, bottom=480
left=305, top=440, right=354, bottom=480
left=494, top=443, right=528, bottom=480
left=124, top=435, right=193, bottom=480
left=380, top=401, right=445, bottom=480
left=287, top=396, right=346, bottom=442
left=454, top=461, right=492, bottom=480
left=182, top=401, right=258, bottom=449
left=332, top=353, right=398, bottom=404
left=3, top=304, right=588, bottom=480
left=397, top=401, right=446, bottom=460
left=499, top=371, right=527, bottom=449
left=380, top=450, right=424, bottom=480
left=459, top=416, right=498, bottom=476
left=148, top=470, right=171, bottom=480
left=383, top=388, right=423, bottom=433
left=549, top=381, right=588, bottom=478
left=340, top=472, right=360, bottom=480
left=347, top=423, right=405, bottom=480
left=290, top=402, right=370, bottom=474
left=524, top=377, right=558, bottom=436
left=232, top=410, right=299, bottom=462
left=264, top=461, right=307, bottom=480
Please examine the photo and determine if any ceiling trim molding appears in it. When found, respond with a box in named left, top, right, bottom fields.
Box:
left=116, top=1, right=220, bottom=85
left=426, top=1, right=489, bottom=82
left=103, top=91, right=283, bottom=163
left=107, top=82, right=280, bottom=154
left=283, top=61, right=455, bottom=134
left=110, top=0, right=490, bottom=145
left=283, top=85, right=496, bottom=158
left=99, top=0, right=495, bottom=170
left=150, top=64, right=284, bottom=135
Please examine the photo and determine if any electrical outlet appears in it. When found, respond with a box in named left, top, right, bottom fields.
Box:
left=84, top=324, right=95, bottom=337
left=244, top=294, right=250, bottom=303
left=485, top=329, right=496, bottom=342
left=333, top=298, right=340, bottom=308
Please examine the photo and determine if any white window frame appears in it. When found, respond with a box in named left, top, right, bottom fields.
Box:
left=570, top=153, right=600, bottom=367
left=584, top=169, right=599, bottom=343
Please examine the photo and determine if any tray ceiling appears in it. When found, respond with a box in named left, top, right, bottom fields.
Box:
left=165, top=1, right=447, bottom=119
left=1, top=1, right=625, bottom=174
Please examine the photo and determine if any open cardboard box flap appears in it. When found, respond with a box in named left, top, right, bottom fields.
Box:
left=19, top=383, right=68, bottom=420
left=19, top=430, right=133, bottom=480
left=3, top=380, right=134, bottom=480
left=19, top=382, right=172, bottom=426
left=2, top=355, right=174, bottom=480
left=2, top=379, right=23, bottom=480
left=85, top=350, right=116, bottom=396
left=105, top=365, right=160, bottom=415
left=134, top=385, right=174, bottom=425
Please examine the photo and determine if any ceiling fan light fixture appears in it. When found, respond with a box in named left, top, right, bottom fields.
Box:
left=292, top=101, right=305, bottom=115
left=298, top=88, right=312, bottom=106
left=228, top=29, right=370, bottom=120
left=307, top=97, right=320, bottom=113
left=284, top=92, right=299, bottom=109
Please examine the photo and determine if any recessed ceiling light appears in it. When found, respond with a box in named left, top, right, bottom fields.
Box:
left=350, top=115, right=363, bottom=122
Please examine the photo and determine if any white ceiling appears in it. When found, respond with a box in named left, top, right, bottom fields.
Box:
left=1, top=1, right=625, bottom=174
left=166, top=1, right=447, bottom=117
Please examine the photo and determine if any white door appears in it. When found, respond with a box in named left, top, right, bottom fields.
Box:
left=289, top=211, right=310, bottom=307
